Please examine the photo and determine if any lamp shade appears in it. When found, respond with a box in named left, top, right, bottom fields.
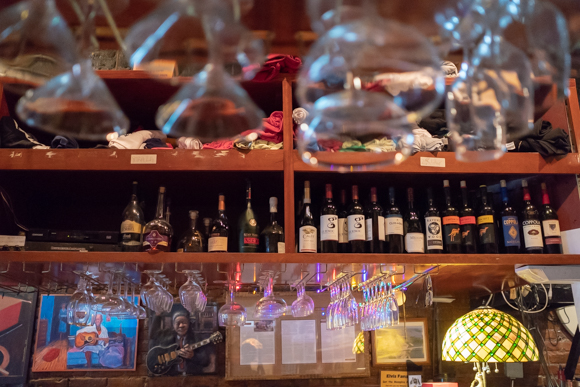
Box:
left=441, top=306, right=539, bottom=363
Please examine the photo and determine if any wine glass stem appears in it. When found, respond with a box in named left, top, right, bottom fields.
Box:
left=229, top=283, right=236, bottom=304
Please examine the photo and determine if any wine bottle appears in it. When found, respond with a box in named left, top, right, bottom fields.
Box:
left=142, top=187, right=173, bottom=252
left=521, top=180, right=543, bottom=253
left=499, top=180, right=521, bottom=253
left=120, top=181, right=145, bottom=252
left=239, top=180, right=259, bottom=253
left=442, top=180, right=461, bottom=253
left=320, top=184, right=338, bottom=253
left=385, top=187, right=404, bottom=253
left=404, top=187, right=424, bottom=253
left=459, top=181, right=477, bottom=253
left=209, top=194, right=229, bottom=252
left=261, top=197, right=285, bottom=253
left=476, top=185, right=498, bottom=253
left=338, top=189, right=349, bottom=253
left=347, top=185, right=366, bottom=253
left=298, top=181, right=317, bottom=253
left=202, top=218, right=212, bottom=252
left=365, top=187, right=384, bottom=253
left=540, top=182, right=563, bottom=254
left=177, top=211, right=203, bottom=252
left=424, top=187, right=443, bottom=253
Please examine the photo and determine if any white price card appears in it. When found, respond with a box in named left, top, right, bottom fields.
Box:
left=130, top=154, right=157, bottom=164
left=420, top=157, right=445, bottom=168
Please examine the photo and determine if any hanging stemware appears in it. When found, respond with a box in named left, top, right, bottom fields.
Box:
left=254, top=271, right=287, bottom=320
left=67, top=277, right=95, bottom=326
left=218, top=280, right=247, bottom=327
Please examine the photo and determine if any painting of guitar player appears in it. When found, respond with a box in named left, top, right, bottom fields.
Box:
left=147, top=303, right=221, bottom=376
left=32, top=295, right=138, bottom=371
left=0, top=291, right=37, bottom=385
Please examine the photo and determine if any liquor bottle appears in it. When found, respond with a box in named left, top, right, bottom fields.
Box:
left=177, top=211, right=203, bottom=252
left=477, top=185, right=498, bottom=253
left=459, top=181, right=477, bottom=253
left=239, top=180, right=259, bottom=252
left=209, top=194, right=229, bottom=252
left=202, top=218, right=212, bottom=252
left=365, top=187, right=384, bottom=253
left=521, top=180, right=543, bottom=253
left=298, top=181, right=317, bottom=253
left=540, top=182, right=563, bottom=254
left=142, top=187, right=173, bottom=252
left=261, top=197, right=285, bottom=253
left=120, top=181, right=145, bottom=252
left=338, top=189, right=349, bottom=253
left=320, top=184, right=338, bottom=253
left=347, top=185, right=366, bottom=253
left=424, top=187, right=443, bottom=253
left=499, top=180, right=521, bottom=253
left=404, top=187, right=424, bottom=253
left=385, top=187, right=404, bottom=253
left=442, top=180, right=461, bottom=253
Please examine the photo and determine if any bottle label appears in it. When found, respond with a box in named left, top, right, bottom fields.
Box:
left=366, top=219, right=372, bottom=241
left=545, top=237, right=562, bottom=245
left=443, top=216, right=460, bottom=225
left=338, top=218, right=348, bottom=243
left=299, top=226, right=317, bottom=252
left=425, top=216, right=443, bottom=250
left=142, top=230, right=168, bottom=250
left=243, top=234, right=259, bottom=245
left=385, top=215, right=404, bottom=236
left=366, top=217, right=386, bottom=241
left=478, top=223, right=496, bottom=245
left=542, top=220, right=561, bottom=237
left=444, top=225, right=461, bottom=245
left=177, top=248, right=184, bottom=252
left=121, top=220, right=142, bottom=234
left=461, top=225, right=476, bottom=246
left=208, top=236, right=228, bottom=252
left=460, top=216, right=476, bottom=225
left=347, top=215, right=366, bottom=241
left=477, top=215, right=494, bottom=225
left=320, top=215, right=339, bottom=241
left=405, top=233, right=425, bottom=253
left=378, top=216, right=385, bottom=241
left=277, top=242, right=286, bottom=253
left=522, top=220, right=543, bottom=249
left=502, top=216, right=521, bottom=247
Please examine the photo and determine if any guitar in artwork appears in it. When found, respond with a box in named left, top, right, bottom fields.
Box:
left=146, top=331, right=223, bottom=375
left=75, top=332, right=123, bottom=349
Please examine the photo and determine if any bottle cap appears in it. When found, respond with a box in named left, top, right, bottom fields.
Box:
left=304, top=181, right=310, bottom=189
left=189, top=210, right=199, bottom=219
left=522, top=180, right=528, bottom=188
left=460, top=181, right=466, bottom=188
left=443, top=180, right=450, bottom=187
left=203, top=217, right=212, bottom=226
left=159, top=186, right=166, bottom=193
left=541, top=182, right=547, bottom=190
left=500, top=180, right=507, bottom=188
left=269, top=197, right=278, bottom=212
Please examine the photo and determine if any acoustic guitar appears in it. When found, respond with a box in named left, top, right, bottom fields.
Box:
left=146, top=331, right=223, bottom=375
left=75, top=332, right=123, bottom=349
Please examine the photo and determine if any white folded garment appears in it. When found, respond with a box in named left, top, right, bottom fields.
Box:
left=108, top=130, right=167, bottom=149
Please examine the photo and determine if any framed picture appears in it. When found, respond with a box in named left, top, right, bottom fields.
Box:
left=32, top=294, right=138, bottom=372
left=0, top=291, right=37, bottom=385
left=372, top=318, right=430, bottom=366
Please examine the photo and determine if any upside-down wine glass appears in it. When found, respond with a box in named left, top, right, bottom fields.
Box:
left=218, top=280, right=247, bottom=327
left=254, top=271, right=287, bottom=320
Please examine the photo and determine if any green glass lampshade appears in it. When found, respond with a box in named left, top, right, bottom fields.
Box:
left=442, top=306, right=539, bottom=363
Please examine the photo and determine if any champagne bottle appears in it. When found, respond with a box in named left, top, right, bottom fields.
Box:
left=404, top=188, right=424, bottom=253
left=425, top=187, right=443, bottom=253
left=142, top=187, right=173, bottom=252
left=298, top=181, right=317, bottom=253
left=261, top=197, right=285, bottom=253
left=177, top=211, right=203, bottom=252
left=209, top=194, right=229, bottom=252
left=385, top=187, right=404, bottom=253
left=540, top=182, right=563, bottom=254
left=347, top=185, right=366, bottom=253
left=239, top=180, right=259, bottom=252
left=500, top=180, right=521, bottom=253
left=521, top=180, right=543, bottom=253
left=477, top=185, right=498, bottom=253
left=338, top=189, right=349, bottom=253
left=202, top=218, right=212, bottom=252
left=120, top=181, right=145, bottom=252
left=459, top=181, right=477, bottom=253
left=365, top=187, right=384, bottom=253
left=442, top=180, right=461, bottom=253
left=320, top=184, right=338, bottom=253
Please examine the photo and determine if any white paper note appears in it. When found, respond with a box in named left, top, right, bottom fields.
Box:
left=281, top=320, right=317, bottom=364
left=240, top=321, right=276, bottom=365
left=320, top=323, right=356, bottom=363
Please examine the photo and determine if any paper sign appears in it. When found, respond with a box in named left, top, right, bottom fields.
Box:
left=0, top=235, right=25, bottom=246
left=131, top=154, right=157, bottom=164
left=408, top=375, right=422, bottom=387
left=133, top=59, right=176, bottom=78
left=420, top=157, right=445, bottom=168
left=381, top=371, right=408, bottom=387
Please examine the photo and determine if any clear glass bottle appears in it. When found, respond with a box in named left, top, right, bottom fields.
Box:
left=177, top=210, right=203, bottom=252
left=120, top=181, right=145, bottom=252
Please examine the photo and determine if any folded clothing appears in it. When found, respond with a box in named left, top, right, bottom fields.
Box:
left=261, top=111, right=285, bottom=143
left=144, top=138, right=172, bottom=149
left=253, top=54, right=302, bottom=82
left=318, top=139, right=343, bottom=151
left=108, top=130, right=166, bottom=149
left=51, top=136, right=79, bottom=149
left=364, top=138, right=396, bottom=153
left=412, top=129, right=443, bottom=154
left=0, top=117, right=49, bottom=149
left=513, top=120, right=571, bottom=156
left=203, top=139, right=234, bottom=149
left=177, top=137, right=203, bottom=150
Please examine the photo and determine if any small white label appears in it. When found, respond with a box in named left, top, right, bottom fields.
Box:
left=299, top=226, right=317, bottom=252
left=425, top=216, right=443, bottom=250
left=542, top=220, right=561, bottom=237
left=420, top=157, right=445, bottom=168
left=378, top=216, right=385, bottom=241
left=338, top=218, right=348, bottom=244
left=0, top=235, right=25, bottom=246
left=320, top=215, right=339, bottom=241
left=347, top=215, right=366, bottom=241
left=364, top=217, right=385, bottom=241
left=277, top=242, right=286, bottom=253
left=506, top=141, right=516, bottom=150
left=130, top=154, right=157, bottom=164
left=385, top=215, right=404, bottom=236
left=523, top=221, right=543, bottom=249
left=405, top=233, right=425, bottom=253
left=366, top=219, right=373, bottom=241
left=208, top=236, right=228, bottom=252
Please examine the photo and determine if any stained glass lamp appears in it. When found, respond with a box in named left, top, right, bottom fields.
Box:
left=441, top=306, right=539, bottom=387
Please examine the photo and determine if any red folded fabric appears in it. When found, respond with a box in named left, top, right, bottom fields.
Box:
left=203, top=140, right=234, bottom=149
left=318, top=139, right=343, bottom=151
left=260, top=111, right=284, bottom=143
left=253, top=54, right=302, bottom=82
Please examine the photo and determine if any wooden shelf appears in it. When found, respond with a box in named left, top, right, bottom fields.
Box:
left=0, top=149, right=283, bottom=171
left=293, top=150, right=580, bottom=174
